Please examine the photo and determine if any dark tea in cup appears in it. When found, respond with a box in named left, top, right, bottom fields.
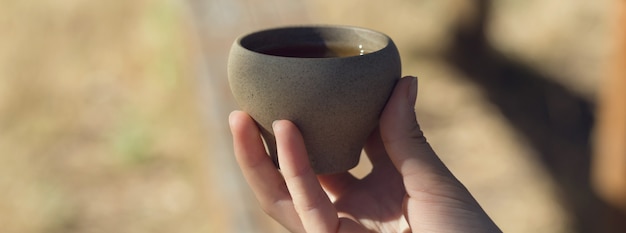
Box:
left=258, top=44, right=369, bottom=58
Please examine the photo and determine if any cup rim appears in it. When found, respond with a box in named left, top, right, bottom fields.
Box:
left=235, top=25, right=393, bottom=59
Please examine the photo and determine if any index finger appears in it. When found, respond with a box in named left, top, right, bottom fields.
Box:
left=229, top=111, right=305, bottom=232
left=273, top=119, right=340, bottom=233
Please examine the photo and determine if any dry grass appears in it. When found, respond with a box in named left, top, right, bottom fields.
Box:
left=0, top=1, right=215, bottom=232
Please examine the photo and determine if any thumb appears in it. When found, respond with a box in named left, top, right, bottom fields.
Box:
left=380, top=76, right=453, bottom=183
left=380, top=77, right=502, bottom=232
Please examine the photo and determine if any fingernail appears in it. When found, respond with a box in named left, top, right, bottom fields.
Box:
left=272, top=120, right=279, bottom=130
left=408, top=76, right=417, bottom=107
left=228, top=111, right=237, bottom=128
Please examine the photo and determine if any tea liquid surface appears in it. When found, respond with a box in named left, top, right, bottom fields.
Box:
left=259, top=44, right=368, bottom=58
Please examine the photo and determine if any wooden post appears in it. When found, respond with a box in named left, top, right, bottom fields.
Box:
left=592, top=0, right=626, bottom=211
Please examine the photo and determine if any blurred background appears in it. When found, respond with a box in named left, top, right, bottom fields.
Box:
left=1, top=0, right=625, bottom=232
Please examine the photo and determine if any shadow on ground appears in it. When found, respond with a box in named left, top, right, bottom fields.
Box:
left=442, top=0, right=626, bottom=232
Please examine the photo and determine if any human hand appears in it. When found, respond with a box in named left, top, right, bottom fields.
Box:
left=229, top=76, right=501, bottom=233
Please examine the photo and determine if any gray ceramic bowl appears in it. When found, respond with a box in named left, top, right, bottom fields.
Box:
left=228, top=25, right=401, bottom=174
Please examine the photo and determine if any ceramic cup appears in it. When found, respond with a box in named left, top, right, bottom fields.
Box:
left=228, top=25, right=401, bottom=174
